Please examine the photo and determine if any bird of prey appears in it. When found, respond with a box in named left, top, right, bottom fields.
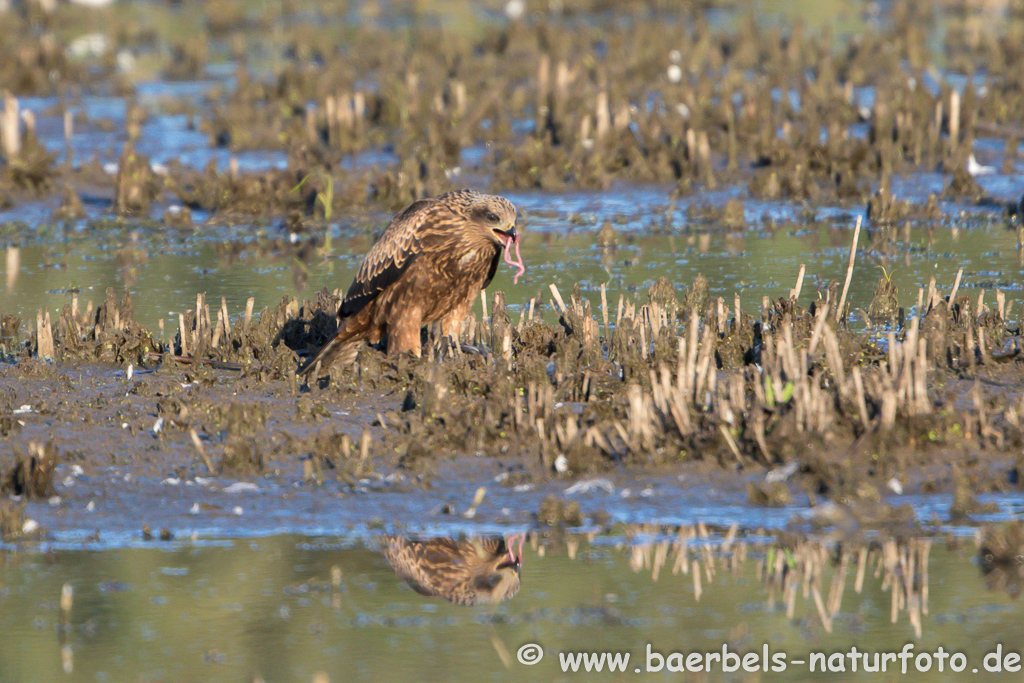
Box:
left=381, top=534, right=525, bottom=606
left=300, top=189, right=524, bottom=376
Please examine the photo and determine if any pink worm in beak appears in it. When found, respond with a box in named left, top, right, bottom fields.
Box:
left=506, top=533, right=525, bottom=567
left=502, top=234, right=525, bottom=285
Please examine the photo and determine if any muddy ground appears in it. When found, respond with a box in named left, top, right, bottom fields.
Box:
left=0, top=273, right=1022, bottom=547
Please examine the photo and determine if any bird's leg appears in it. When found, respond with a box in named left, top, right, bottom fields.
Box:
left=439, top=301, right=469, bottom=343
left=433, top=333, right=461, bottom=360
left=367, top=325, right=384, bottom=345
left=388, top=305, right=424, bottom=357
left=439, top=300, right=473, bottom=358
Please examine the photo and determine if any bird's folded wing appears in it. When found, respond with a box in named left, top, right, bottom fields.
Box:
left=338, top=198, right=436, bottom=317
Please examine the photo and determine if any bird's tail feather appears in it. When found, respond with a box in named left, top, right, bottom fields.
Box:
left=299, top=327, right=362, bottom=377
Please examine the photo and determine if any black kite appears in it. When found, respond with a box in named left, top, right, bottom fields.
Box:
left=300, top=189, right=524, bottom=375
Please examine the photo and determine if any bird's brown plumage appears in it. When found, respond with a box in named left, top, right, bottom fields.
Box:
left=381, top=535, right=523, bottom=606
left=300, top=189, right=523, bottom=376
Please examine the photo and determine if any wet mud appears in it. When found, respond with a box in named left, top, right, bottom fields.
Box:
left=0, top=265, right=1022, bottom=547
left=1, top=0, right=1023, bottom=222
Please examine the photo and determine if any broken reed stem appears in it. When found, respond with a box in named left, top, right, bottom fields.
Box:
left=178, top=313, right=189, bottom=355
left=221, top=297, right=231, bottom=336
left=549, top=283, right=567, bottom=315
left=790, top=264, right=806, bottom=301
left=836, top=215, right=862, bottom=323
left=195, top=293, right=204, bottom=348
left=359, top=428, right=371, bottom=461
left=0, top=93, right=20, bottom=160
left=189, top=428, right=216, bottom=473
left=827, top=554, right=848, bottom=616
left=949, top=89, right=961, bottom=152
left=811, top=582, right=832, bottom=633
left=600, top=283, right=609, bottom=342
left=852, top=367, right=870, bottom=428
left=920, top=539, right=931, bottom=615
left=855, top=546, right=868, bottom=593
left=949, top=266, right=964, bottom=305
left=718, top=425, right=743, bottom=465
left=211, top=310, right=222, bottom=348
left=243, top=297, right=255, bottom=329
left=62, top=109, right=74, bottom=166
left=806, top=303, right=829, bottom=357
left=36, top=309, right=54, bottom=360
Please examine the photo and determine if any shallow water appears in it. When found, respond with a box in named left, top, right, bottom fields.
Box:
left=2, top=533, right=1023, bottom=682
left=1, top=191, right=1021, bottom=335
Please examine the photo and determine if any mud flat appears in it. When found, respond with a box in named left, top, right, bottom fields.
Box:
left=0, top=262, right=1021, bottom=547
left=0, top=0, right=1022, bottom=221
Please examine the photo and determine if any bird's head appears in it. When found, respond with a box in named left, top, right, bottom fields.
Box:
left=442, top=189, right=526, bottom=284
left=465, top=193, right=518, bottom=249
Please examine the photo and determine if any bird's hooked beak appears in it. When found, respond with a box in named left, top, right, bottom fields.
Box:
left=493, top=224, right=518, bottom=245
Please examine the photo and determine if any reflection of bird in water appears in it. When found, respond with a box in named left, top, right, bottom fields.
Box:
left=381, top=534, right=524, bottom=606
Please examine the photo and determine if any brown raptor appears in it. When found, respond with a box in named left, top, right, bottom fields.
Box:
left=300, top=189, right=524, bottom=376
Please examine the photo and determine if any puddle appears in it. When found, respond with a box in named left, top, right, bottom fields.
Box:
left=19, top=81, right=291, bottom=173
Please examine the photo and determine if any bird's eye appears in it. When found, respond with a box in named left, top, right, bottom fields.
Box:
left=485, top=211, right=500, bottom=223
left=476, top=574, right=503, bottom=590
